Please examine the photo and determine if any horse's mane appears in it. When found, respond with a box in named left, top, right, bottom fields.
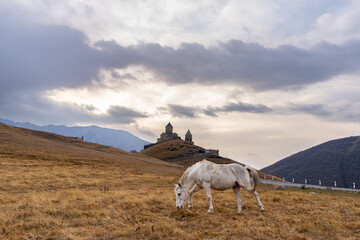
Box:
left=179, top=165, right=193, bottom=186
left=179, top=160, right=205, bottom=186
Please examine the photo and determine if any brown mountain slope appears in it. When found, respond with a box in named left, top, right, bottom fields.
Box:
left=261, top=136, right=360, bottom=188
left=0, top=122, right=181, bottom=176
left=141, top=139, right=281, bottom=180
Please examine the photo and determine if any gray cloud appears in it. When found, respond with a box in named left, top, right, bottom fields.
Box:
left=285, top=103, right=360, bottom=123
left=130, top=123, right=156, bottom=138
left=203, top=109, right=219, bottom=117
left=254, top=101, right=360, bottom=123
left=105, top=105, right=148, bottom=124
left=0, top=92, right=96, bottom=125
left=1, top=5, right=360, bottom=126
left=168, top=104, right=199, bottom=118
left=0, top=22, right=98, bottom=94
left=247, top=153, right=257, bottom=156
left=0, top=90, right=148, bottom=126
left=2, top=8, right=360, bottom=98
left=95, top=40, right=360, bottom=90
left=204, top=102, right=272, bottom=117
left=168, top=102, right=272, bottom=118
left=167, top=100, right=360, bottom=124
left=288, top=104, right=333, bottom=118
left=218, top=102, right=272, bottom=114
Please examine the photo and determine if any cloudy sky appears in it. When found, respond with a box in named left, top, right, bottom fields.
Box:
left=1, top=0, right=360, bottom=169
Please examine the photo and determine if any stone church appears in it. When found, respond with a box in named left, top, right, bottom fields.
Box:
left=157, top=122, right=193, bottom=144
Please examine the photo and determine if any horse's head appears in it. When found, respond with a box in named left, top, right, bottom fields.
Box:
left=174, top=183, right=187, bottom=209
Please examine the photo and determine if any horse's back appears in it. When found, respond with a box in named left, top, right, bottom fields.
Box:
left=198, top=161, right=247, bottom=176
left=195, top=161, right=245, bottom=190
left=228, top=163, right=248, bottom=176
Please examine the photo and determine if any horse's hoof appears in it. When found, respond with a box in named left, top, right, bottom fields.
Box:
left=207, top=209, right=214, bottom=213
left=260, top=208, right=265, bottom=212
left=188, top=206, right=193, bottom=210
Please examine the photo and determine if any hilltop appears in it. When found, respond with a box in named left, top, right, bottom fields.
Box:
left=0, top=118, right=149, bottom=152
left=141, top=138, right=280, bottom=180
left=142, top=139, right=236, bottom=165
left=261, top=136, right=360, bottom=188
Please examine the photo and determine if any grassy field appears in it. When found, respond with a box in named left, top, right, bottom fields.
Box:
left=1, top=123, right=360, bottom=239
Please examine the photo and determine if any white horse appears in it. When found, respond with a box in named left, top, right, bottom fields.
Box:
left=174, top=159, right=264, bottom=213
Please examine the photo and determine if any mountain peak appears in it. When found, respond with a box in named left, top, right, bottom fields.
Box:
left=261, top=136, right=360, bottom=188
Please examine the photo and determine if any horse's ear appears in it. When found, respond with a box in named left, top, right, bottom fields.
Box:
left=174, top=183, right=178, bottom=188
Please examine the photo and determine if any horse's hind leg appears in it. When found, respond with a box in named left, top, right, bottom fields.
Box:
left=243, top=185, right=265, bottom=212
left=232, top=186, right=242, bottom=214
left=253, top=190, right=265, bottom=212
left=203, top=182, right=214, bottom=213
left=188, top=184, right=201, bottom=209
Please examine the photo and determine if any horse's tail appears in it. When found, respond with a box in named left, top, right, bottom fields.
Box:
left=245, top=165, right=260, bottom=192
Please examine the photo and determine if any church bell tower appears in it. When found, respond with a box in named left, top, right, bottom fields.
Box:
left=185, top=130, right=194, bottom=144
left=165, top=122, right=173, bottom=136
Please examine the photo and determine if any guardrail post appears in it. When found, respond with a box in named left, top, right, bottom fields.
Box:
left=334, top=181, right=336, bottom=187
left=353, top=182, right=356, bottom=189
left=319, top=180, right=321, bottom=186
left=305, top=179, right=307, bottom=184
left=292, top=178, right=294, bottom=183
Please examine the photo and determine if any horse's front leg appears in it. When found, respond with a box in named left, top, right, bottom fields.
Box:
left=188, top=184, right=201, bottom=209
left=203, top=182, right=213, bottom=213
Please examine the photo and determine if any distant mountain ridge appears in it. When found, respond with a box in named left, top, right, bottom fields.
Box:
left=261, top=136, right=360, bottom=188
left=0, top=118, right=150, bottom=152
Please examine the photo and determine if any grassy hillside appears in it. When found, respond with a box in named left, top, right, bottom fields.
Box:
left=0, top=118, right=150, bottom=152
left=141, top=139, right=236, bottom=165
left=262, top=136, right=360, bottom=188
left=1, top=123, right=360, bottom=239
left=0, top=122, right=178, bottom=175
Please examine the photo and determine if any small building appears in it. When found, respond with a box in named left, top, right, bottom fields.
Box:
left=185, top=130, right=194, bottom=145
left=206, top=149, right=219, bottom=156
left=143, top=143, right=156, bottom=150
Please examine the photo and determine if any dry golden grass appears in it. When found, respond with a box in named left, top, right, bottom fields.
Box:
left=0, top=123, right=180, bottom=176
left=1, top=123, right=360, bottom=239
left=1, top=157, right=360, bottom=240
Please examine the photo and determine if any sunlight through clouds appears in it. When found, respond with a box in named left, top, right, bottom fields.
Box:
left=47, top=66, right=240, bottom=117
